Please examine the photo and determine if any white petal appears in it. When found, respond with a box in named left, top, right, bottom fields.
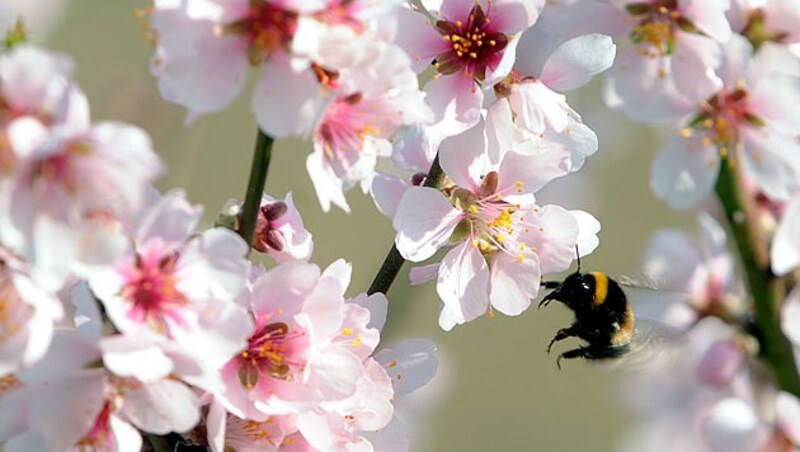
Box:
left=772, top=197, right=800, bottom=276
left=122, top=379, right=201, bottom=434
left=374, top=338, right=438, bottom=397
left=650, top=135, right=720, bottom=210
left=393, top=187, right=462, bottom=262
left=540, top=34, right=616, bottom=91
left=436, top=244, right=490, bottom=329
left=489, top=252, right=539, bottom=316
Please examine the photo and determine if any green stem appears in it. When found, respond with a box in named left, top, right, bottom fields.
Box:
left=715, top=160, right=800, bottom=396
left=367, top=154, right=446, bottom=295
left=237, top=129, right=274, bottom=248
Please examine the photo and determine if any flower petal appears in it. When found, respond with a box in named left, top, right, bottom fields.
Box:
left=436, top=244, right=490, bottom=330
left=489, top=252, right=539, bottom=316
left=650, top=135, right=720, bottom=210
left=393, top=187, right=462, bottom=262
left=540, top=33, right=616, bottom=91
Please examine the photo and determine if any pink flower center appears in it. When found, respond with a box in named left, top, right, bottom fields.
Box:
left=121, top=251, right=188, bottom=335
left=225, top=0, right=299, bottom=65
left=685, top=88, right=760, bottom=157
left=237, top=321, right=306, bottom=389
left=433, top=4, right=508, bottom=81
left=26, top=140, right=93, bottom=197
left=626, top=0, right=695, bottom=57
left=449, top=172, right=539, bottom=262
left=318, top=93, right=381, bottom=156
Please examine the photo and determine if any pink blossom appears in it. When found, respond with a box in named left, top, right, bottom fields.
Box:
left=485, top=30, right=614, bottom=168
left=0, top=122, right=161, bottom=290
left=395, top=0, right=545, bottom=141
left=728, top=0, right=800, bottom=53
left=393, top=122, right=595, bottom=329
left=88, top=189, right=252, bottom=392
left=544, top=0, right=732, bottom=122
left=651, top=34, right=800, bottom=209
left=0, top=330, right=201, bottom=451
left=216, top=260, right=383, bottom=419
left=638, top=213, right=746, bottom=329
left=306, top=43, right=433, bottom=212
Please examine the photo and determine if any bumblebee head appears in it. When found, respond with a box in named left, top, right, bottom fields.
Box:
left=539, top=272, right=597, bottom=310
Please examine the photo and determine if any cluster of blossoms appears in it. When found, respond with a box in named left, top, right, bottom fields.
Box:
left=621, top=215, right=799, bottom=450
left=2, top=0, right=800, bottom=447
left=0, top=40, right=437, bottom=451
left=525, top=0, right=800, bottom=448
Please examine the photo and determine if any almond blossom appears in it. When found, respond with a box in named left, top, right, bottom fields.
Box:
left=0, top=329, right=201, bottom=451
left=487, top=30, right=615, bottom=169
left=88, top=189, right=252, bottom=393
left=306, top=43, right=433, bottom=212
left=637, top=213, right=746, bottom=329
left=392, top=122, right=599, bottom=329
left=651, top=34, right=800, bottom=209
left=543, top=0, right=732, bottom=122
left=728, top=0, right=800, bottom=53
left=395, top=0, right=545, bottom=142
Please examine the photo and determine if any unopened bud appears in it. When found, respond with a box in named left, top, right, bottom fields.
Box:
left=262, top=201, right=288, bottom=222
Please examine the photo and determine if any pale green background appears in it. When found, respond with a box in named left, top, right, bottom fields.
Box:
left=35, top=2, right=692, bottom=450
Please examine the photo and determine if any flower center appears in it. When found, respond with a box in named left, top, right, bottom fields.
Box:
left=626, top=0, right=695, bottom=57
left=74, top=403, right=112, bottom=449
left=684, top=87, right=760, bottom=156
left=237, top=321, right=305, bottom=389
left=449, top=172, right=538, bottom=261
left=121, top=251, right=188, bottom=335
left=317, top=92, right=383, bottom=164
left=225, top=0, right=299, bottom=65
left=433, top=4, right=508, bottom=81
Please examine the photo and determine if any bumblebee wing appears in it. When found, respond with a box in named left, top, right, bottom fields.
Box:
left=595, top=320, right=687, bottom=374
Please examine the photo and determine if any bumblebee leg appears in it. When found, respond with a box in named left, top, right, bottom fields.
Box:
left=556, top=347, right=591, bottom=370
left=546, top=325, right=577, bottom=354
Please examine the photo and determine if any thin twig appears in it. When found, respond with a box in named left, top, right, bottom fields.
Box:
left=237, top=129, right=274, bottom=248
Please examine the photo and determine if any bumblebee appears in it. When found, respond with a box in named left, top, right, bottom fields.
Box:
left=539, top=254, right=635, bottom=369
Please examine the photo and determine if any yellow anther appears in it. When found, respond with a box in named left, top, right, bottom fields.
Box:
left=496, top=234, right=506, bottom=244
left=517, top=253, right=525, bottom=261
left=468, top=205, right=479, bottom=213
left=341, top=328, right=353, bottom=336
left=456, top=20, right=463, bottom=27
left=352, top=335, right=362, bottom=347
left=680, top=128, right=692, bottom=137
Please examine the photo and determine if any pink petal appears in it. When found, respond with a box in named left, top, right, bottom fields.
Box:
left=109, top=415, right=144, bottom=452
left=253, top=55, right=331, bottom=139
left=30, top=373, right=107, bottom=449
left=701, top=398, right=768, bottom=452
left=251, top=261, right=320, bottom=318
left=509, top=81, right=569, bottom=134
left=99, top=335, right=173, bottom=383
left=393, top=187, right=462, bottom=262
left=519, top=204, right=578, bottom=274
left=394, top=6, right=449, bottom=73
left=489, top=252, right=539, bottom=315
left=487, top=0, right=545, bottom=34
left=122, top=379, right=201, bottom=434
left=679, top=0, right=732, bottom=42
left=671, top=32, right=724, bottom=104
left=370, top=171, right=408, bottom=219
left=423, top=74, right=483, bottom=141
left=306, top=149, right=350, bottom=213
left=540, top=33, right=616, bottom=91
left=776, top=392, right=800, bottom=444
left=392, top=125, right=439, bottom=172
left=650, top=135, right=720, bottom=210
left=497, top=145, right=571, bottom=194
left=751, top=73, right=800, bottom=137
left=739, top=127, right=800, bottom=201
left=409, top=263, right=440, bottom=285
left=603, top=46, right=695, bottom=122
left=440, top=0, right=477, bottom=23
left=483, top=33, right=520, bottom=87
left=305, top=345, right=362, bottom=400
left=135, top=189, right=202, bottom=248
left=439, top=120, right=487, bottom=192
left=349, top=292, right=388, bottom=332
left=436, top=244, right=490, bottom=330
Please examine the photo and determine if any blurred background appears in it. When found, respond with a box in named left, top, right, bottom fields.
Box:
left=3, top=2, right=698, bottom=450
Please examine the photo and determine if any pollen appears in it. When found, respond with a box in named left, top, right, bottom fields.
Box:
left=517, top=253, right=525, bottom=261
left=387, top=360, right=398, bottom=368
left=341, top=327, right=353, bottom=336
left=468, top=205, right=479, bottom=213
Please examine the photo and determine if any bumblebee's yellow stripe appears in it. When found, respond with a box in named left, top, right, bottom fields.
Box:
left=591, top=272, right=608, bottom=306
